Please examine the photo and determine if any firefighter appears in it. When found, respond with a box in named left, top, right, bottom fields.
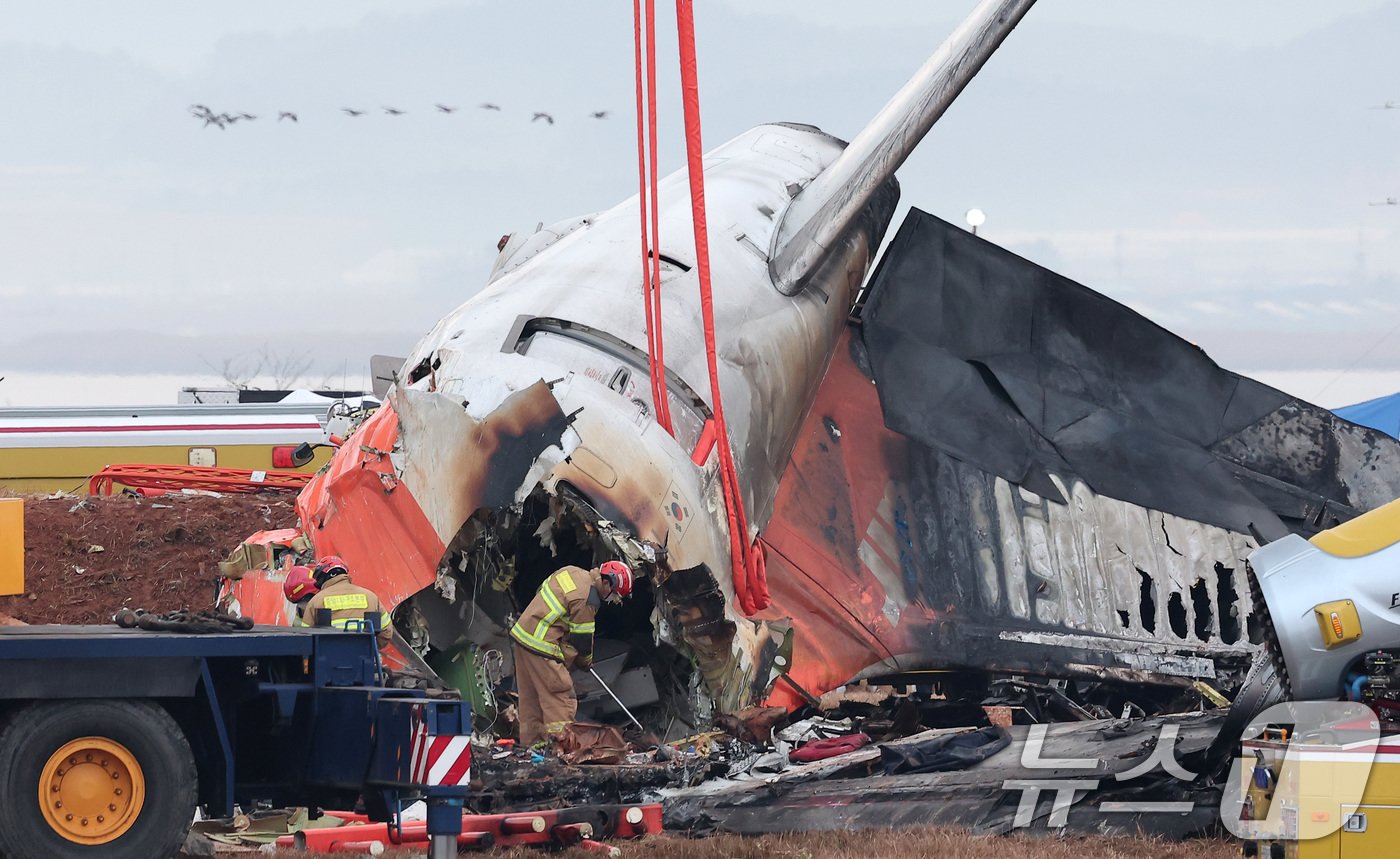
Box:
left=282, top=564, right=319, bottom=626
left=510, top=560, right=633, bottom=748
left=302, top=555, right=394, bottom=648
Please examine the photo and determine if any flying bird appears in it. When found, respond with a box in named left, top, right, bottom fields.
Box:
left=590, top=110, right=610, bottom=119
left=238, top=112, right=257, bottom=121
left=532, top=112, right=554, bottom=125
left=1370, top=101, right=1398, bottom=110
left=221, top=113, right=240, bottom=125
left=189, top=104, right=225, bottom=129
left=435, top=103, right=458, bottom=113
left=1369, top=197, right=1398, bottom=206
left=278, top=111, right=298, bottom=122
left=342, top=108, right=366, bottom=117
left=383, top=106, right=405, bottom=116
left=478, top=103, right=502, bottom=111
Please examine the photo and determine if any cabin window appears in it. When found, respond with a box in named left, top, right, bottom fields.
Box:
left=512, top=317, right=710, bottom=453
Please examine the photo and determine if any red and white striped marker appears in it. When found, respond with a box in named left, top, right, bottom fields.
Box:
left=409, top=705, right=472, bottom=786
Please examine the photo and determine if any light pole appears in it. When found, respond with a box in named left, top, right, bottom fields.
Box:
left=965, top=207, right=986, bottom=236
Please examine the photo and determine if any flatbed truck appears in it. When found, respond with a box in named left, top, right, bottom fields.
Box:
left=0, top=624, right=472, bottom=859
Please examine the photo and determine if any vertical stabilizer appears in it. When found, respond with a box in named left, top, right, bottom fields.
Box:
left=768, top=0, right=1038, bottom=296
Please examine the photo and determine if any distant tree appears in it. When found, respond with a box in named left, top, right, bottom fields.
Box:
left=204, top=346, right=315, bottom=390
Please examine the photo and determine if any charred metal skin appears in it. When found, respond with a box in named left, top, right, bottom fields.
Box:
left=221, top=0, right=1038, bottom=718
left=760, top=326, right=1262, bottom=706
left=447, top=124, right=898, bottom=531
left=222, top=121, right=901, bottom=713
left=228, top=0, right=1400, bottom=725
left=389, top=122, right=895, bottom=712
left=221, top=0, right=1400, bottom=729
left=760, top=210, right=1400, bottom=711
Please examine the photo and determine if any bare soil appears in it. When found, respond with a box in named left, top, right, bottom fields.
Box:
left=0, top=493, right=296, bottom=624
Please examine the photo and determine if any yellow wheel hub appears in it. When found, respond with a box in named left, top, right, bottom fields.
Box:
left=39, top=737, right=145, bottom=845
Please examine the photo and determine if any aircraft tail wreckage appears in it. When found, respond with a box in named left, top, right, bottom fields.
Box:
left=220, top=0, right=1400, bottom=747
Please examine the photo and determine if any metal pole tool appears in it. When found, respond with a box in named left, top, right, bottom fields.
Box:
left=589, top=667, right=645, bottom=732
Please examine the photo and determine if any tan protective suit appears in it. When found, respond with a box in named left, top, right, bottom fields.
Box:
left=509, top=565, right=601, bottom=746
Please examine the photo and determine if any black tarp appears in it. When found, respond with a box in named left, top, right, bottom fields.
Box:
left=878, top=726, right=1010, bottom=775
left=859, top=208, right=1400, bottom=539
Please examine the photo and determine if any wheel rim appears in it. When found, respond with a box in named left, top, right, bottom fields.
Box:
left=38, top=737, right=145, bottom=845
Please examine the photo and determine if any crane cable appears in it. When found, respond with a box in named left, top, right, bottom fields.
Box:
left=672, top=0, right=769, bottom=614
left=632, top=0, right=674, bottom=435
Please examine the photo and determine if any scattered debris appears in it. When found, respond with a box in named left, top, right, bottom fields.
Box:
left=0, top=486, right=1249, bottom=852
left=665, top=712, right=1226, bottom=838
left=714, top=706, right=788, bottom=745
left=877, top=726, right=1006, bottom=775
left=176, top=831, right=216, bottom=858
left=559, top=723, right=630, bottom=766
left=790, top=733, right=870, bottom=763
left=192, top=807, right=321, bottom=848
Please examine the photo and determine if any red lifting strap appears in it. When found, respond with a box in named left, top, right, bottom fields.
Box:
left=673, top=0, right=770, bottom=614
left=632, top=0, right=674, bottom=435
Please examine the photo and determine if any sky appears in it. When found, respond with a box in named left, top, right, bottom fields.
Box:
left=1, top=0, right=1398, bottom=408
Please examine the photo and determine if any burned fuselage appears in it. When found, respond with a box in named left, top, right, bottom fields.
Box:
left=221, top=1, right=1400, bottom=733
left=754, top=209, right=1400, bottom=714
left=222, top=120, right=895, bottom=729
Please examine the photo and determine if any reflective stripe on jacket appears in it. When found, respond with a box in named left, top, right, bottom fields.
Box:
left=303, top=573, right=392, bottom=646
left=510, top=565, right=601, bottom=664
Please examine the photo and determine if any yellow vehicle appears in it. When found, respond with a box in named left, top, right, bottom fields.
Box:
left=0, top=498, right=20, bottom=596
left=0, top=403, right=341, bottom=494
left=1229, top=497, right=1400, bottom=858
left=1240, top=725, right=1400, bottom=859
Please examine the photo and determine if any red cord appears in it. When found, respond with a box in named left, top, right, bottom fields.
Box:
left=632, top=0, right=674, bottom=435
left=674, top=0, right=770, bottom=614
left=645, top=0, right=672, bottom=432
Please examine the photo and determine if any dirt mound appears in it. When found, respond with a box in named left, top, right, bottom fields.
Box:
left=0, top=493, right=297, bottom=625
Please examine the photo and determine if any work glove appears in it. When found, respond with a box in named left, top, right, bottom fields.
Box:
left=575, top=653, right=593, bottom=670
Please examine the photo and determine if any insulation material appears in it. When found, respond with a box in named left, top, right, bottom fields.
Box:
left=217, top=528, right=306, bottom=579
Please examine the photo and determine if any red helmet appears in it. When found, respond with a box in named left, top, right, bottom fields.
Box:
left=283, top=565, right=319, bottom=603
left=313, top=555, right=349, bottom=586
left=599, top=560, right=633, bottom=598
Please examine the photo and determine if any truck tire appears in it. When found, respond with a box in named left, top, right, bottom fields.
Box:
left=0, top=699, right=197, bottom=859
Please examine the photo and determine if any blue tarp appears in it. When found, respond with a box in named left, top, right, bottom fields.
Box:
left=1336, top=393, right=1400, bottom=439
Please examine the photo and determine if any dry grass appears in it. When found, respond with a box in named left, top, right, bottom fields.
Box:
left=269, top=828, right=1239, bottom=858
